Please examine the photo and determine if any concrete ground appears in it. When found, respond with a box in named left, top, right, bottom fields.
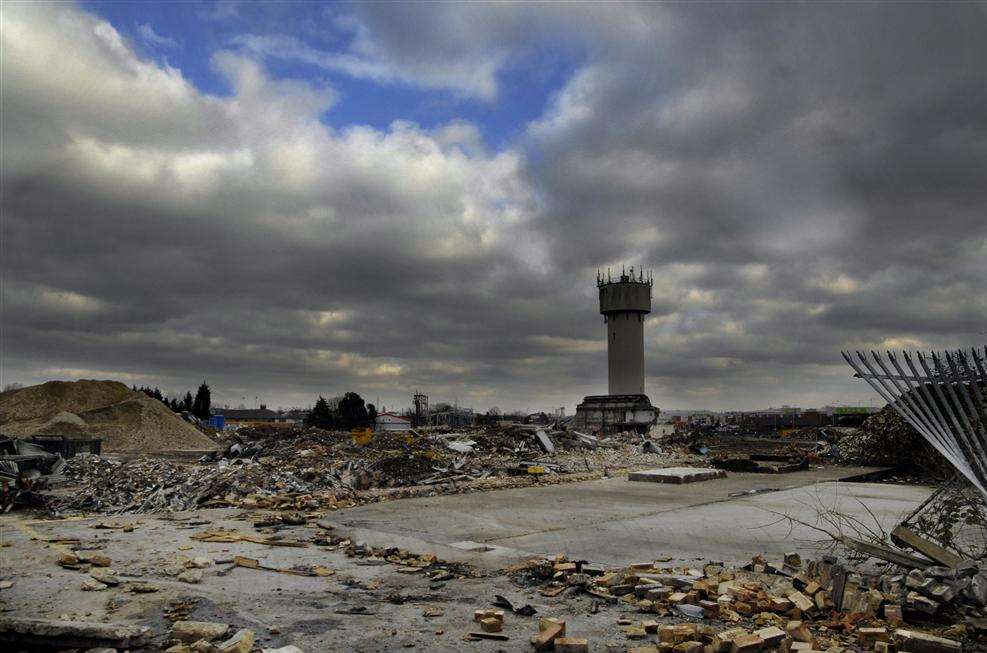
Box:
left=0, top=467, right=934, bottom=652
left=334, top=466, right=931, bottom=568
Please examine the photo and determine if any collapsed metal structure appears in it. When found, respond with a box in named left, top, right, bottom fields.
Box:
left=843, top=347, right=987, bottom=501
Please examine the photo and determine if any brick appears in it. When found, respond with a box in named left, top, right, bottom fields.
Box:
left=883, top=605, right=904, bottom=626
left=791, top=643, right=813, bottom=651
left=712, top=628, right=751, bottom=653
left=555, top=637, right=590, bottom=653
left=755, top=627, right=787, bottom=647
left=891, top=630, right=961, bottom=653
left=786, top=621, right=813, bottom=644
left=624, top=626, right=649, bottom=640
left=479, top=618, right=502, bottom=633
left=539, top=617, right=566, bottom=635
left=669, top=592, right=689, bottom=604
left=769, top=597, right=793, bottom=613
left=787, top=591, right=815, bottom=613
left=875, top=642, right=896, bottom=653
left=675, top=642, right=704, bottom=653
left=648, top=586, right=673, bottom=601
left=532, top=620, right=565, bottom=651
left=731, top=633, right=765, bottom=653
left=643, top=621, right=660, bottom=634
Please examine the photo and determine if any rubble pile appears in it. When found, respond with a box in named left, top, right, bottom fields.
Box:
left=510, top=551, right=986, bottom=650
left=837, top=406, right=949, bottom=475
left=48, top=422, right=699, bottom=514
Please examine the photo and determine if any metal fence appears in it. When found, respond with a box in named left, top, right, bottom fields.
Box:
left=842, top=347, right=987, bottom=501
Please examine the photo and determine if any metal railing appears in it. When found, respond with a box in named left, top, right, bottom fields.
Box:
left=842, top=347, right=987, bottom=500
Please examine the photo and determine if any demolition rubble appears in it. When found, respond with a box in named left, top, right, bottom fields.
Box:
left=2, top=380, right=986, bottom=652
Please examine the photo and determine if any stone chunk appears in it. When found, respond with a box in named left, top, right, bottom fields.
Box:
left=216, top=628, right=255, bottom=653
left=892, top=630, right=961, bottom=653
left=171, top=621, right=230, bottom=643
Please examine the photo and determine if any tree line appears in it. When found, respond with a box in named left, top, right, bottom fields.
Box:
left=133, top=382, right=211, bottom=420
left=307, top=392, right=377, bottom=430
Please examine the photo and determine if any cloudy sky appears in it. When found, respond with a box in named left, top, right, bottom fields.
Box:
left=2, top=1, right=985, bottom=413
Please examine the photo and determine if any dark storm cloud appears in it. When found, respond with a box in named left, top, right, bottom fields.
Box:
left=1, top=1, right=985, bottom=411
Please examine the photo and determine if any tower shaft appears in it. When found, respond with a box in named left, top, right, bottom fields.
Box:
left=607, top=312, right=645, bottom=394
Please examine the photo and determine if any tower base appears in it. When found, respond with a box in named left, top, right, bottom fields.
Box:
left=573, top=394, right=659, bottom=434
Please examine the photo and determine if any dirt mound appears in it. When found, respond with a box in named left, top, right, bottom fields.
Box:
left=0, top=380, right=133, bottom=425
left=77, top=395, right=216, bottom=452
left=34, top=411, right=89, bottom=437
left=0, top=379, right=217, bottom=453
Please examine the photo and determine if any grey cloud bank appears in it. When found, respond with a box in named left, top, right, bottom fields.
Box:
left=1, top=2, right=985, bottom=412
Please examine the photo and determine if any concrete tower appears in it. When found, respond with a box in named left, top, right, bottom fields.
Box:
left=574, top=266, right=659, bottom=433
left=599, top=267, right=652, bottom=395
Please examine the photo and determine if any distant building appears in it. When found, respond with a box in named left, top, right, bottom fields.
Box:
left=213, top=405, right=283, bottom=428
left=376, top=411, right=411, bottom=432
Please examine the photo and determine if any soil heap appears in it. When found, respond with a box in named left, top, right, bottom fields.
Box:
left=0, top=380, right=217, bottom=453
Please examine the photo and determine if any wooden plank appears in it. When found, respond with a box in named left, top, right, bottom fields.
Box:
left=890, top=525, right=963, bottom=567
left=837, top=536, right=932, bottom=569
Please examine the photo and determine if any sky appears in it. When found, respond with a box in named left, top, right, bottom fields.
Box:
left=1, top=1, right=985, bottom=413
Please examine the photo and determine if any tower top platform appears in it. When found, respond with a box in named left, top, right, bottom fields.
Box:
left=598, top=266, right=652, bottom=314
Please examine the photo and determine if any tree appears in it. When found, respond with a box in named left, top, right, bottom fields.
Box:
left=366, top=403, right=377, bottom=425
left=191, top=381, right=211, bottom=420
left=307, top=396, right=335, bottom=429
left=183, top=392, right=193, bottom=412
left=337, top=392, right=370, bottom=430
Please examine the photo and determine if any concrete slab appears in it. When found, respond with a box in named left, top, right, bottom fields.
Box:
left=331, top=466, right=932, bottom=568
left=628, top=467, right=727, bottom=484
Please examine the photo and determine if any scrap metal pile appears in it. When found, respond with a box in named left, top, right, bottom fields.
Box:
left=837, top=406, right=950, bottom=475
left=0, top=436, right=66, bottom=511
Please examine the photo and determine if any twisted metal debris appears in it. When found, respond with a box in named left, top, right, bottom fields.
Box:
left=843, top=347, right=987, bottom=500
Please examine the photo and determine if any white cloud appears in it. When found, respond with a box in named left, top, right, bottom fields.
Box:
left=138, top=23, right=180, bottom=49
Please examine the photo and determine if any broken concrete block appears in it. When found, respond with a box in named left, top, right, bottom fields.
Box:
left=875, top=642, right=896, bottom=653
left=216, top=628, right=255, bottom=653
left=90, top=568, right=120, bottom=586
left=857, top=628, right=889, bottom=648
left=892, top=630, right=961, bottom=653
left=555, top=637, right=590, bottom=653
left=171, top=621, right=230, bottom=643
left=177, top=569, right=204, bottom=584
left=628, top=467, right=726, bottom=484
left=187, top=556, right=213, bottom=569
left=81, top=578, right=108, bottom=592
